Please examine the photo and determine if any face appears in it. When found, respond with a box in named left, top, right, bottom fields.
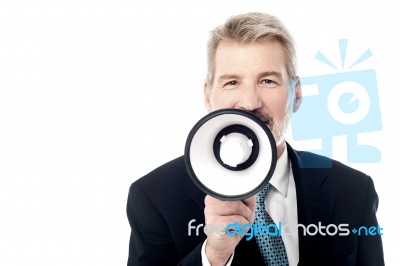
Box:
left=204, top=40, right=301, bottom=157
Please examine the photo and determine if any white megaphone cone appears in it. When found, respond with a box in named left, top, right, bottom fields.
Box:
left=184, top=109, right=277, bottom=200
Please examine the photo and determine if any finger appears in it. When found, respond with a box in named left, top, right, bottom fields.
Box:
left=242, top=195, right=257, bottom=210
left=204, top=195, right=253, bottom=215
left=205, top=196, right=254, bottom=217
left=204, top=196, right=257, bottom=226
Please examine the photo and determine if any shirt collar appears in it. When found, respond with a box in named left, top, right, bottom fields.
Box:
left=268, top=143, right=290, bottom=198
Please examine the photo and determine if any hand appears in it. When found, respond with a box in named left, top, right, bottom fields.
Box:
left=204, top=195, right=256, bottom=265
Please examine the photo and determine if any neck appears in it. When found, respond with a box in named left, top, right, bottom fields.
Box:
left=276, top=141, right=285, bottom=159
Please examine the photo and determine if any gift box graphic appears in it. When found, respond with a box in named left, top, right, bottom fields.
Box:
left=291, top=39, right=382, bottom=166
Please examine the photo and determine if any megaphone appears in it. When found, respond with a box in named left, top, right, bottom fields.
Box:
left=184, top=109, right=277, bottom=200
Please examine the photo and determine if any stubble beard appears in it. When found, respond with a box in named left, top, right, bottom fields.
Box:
left=251, top=109, right=290, bottom=147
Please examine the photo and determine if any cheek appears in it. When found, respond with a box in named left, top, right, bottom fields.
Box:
left=260, top=90, right=289, bottom=114
left=210, top=91, right=237, bottom=109
left=276, top=93, right=290, bottom=109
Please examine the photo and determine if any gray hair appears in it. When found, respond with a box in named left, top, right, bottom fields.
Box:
left=206, top=12, right=297, bottom=85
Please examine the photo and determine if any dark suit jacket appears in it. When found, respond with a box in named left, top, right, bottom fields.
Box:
left=126, top=144, right=384, bottom=265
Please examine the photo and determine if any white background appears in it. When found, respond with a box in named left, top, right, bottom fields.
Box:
left=0, top=0, right=398, bottom=265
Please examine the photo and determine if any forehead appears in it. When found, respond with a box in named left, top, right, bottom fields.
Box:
left=214, top=40, right=288, bottom=79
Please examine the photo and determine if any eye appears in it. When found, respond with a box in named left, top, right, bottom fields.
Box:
left=260, top=79, right=278, bottom=88
left=224, top=80, right=239, bottom=87
left=261, top=79, right=273, bottom=84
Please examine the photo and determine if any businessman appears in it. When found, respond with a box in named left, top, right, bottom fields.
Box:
left=127, top=12, right=384, bottom=265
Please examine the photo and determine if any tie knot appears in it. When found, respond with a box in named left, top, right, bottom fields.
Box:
left=257, top=183, right=271, bottom=203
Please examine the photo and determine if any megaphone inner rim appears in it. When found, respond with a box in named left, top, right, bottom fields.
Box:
left=213, top=124, right=260, bottom=171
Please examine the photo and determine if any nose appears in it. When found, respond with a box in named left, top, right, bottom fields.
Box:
left=236, top=87, right=262, bottom=111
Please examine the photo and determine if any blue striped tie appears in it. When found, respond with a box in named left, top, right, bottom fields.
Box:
left=254, top=183, right=289, bottom=265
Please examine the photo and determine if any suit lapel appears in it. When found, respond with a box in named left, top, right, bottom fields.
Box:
left=287, top=144, right=337, bottom=257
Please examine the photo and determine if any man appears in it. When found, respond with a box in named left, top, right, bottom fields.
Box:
left=127, top=12, right=384, bottom=265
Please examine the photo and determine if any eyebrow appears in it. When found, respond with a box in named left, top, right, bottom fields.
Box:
left=216, top=71, right=284, bottom=84
left=216, top=74, right=241, bottom=84
left=258, top=71, right=284, bottom=80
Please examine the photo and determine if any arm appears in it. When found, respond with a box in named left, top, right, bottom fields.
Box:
left=201, top=239, right=235, bottom=266
left=356, top=177, right=385, bottom=266
left=127, top=182, right=203, bottom=266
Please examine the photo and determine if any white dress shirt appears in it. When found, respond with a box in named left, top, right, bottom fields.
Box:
left=202, top=144, right=299, bottom=265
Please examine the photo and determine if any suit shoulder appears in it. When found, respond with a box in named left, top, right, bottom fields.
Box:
left=297, top=150, right=369, bottom=178
left=128, top=156, right=199, bottom=204
left=131, top=156, right=186, bottom=186
left=295, top=150, right=375, bottom=195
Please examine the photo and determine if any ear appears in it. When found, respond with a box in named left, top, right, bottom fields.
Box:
left=293, top=77, right=302, bottom=113
left=203, top=82, right=213, bottom=112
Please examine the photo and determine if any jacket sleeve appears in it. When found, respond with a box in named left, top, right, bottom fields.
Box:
left=356, top=177, right=385, bottom=266
left=126, top=182, right=203, bottom=266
